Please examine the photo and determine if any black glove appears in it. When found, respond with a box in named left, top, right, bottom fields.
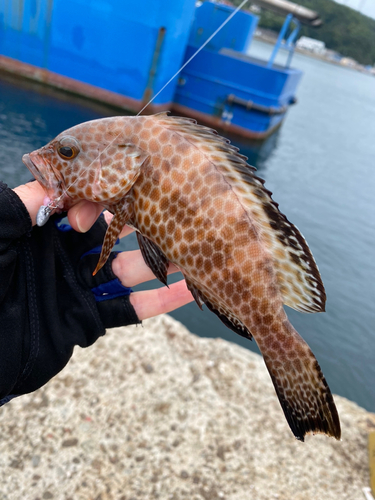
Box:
left=0, top=182, right=140, bottom=405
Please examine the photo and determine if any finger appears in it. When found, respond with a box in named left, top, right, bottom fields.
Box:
left=104, top=211, right=134, bottom=238
left=129, top=280, right=194, bottom=320
left=112, top=250, right=180, bottom=287
left=13, top=182, right=46, bottom=226
left=68, top=201, right=104, bottom=233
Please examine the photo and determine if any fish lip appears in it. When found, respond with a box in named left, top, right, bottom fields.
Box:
left=22, top=153, right=46, bottom=185
left=22, top=152, right=67, bottom=210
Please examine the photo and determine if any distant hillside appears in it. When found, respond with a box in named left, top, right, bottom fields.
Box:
left=232, top=0, right=375, bottom=65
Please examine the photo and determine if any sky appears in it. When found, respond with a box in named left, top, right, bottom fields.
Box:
left=334, top=0, right=375, bottom=19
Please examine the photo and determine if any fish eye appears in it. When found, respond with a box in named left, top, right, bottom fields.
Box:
left=59, top=146, right=75, bottom=159
left=57, top=136, right=80, bottom=160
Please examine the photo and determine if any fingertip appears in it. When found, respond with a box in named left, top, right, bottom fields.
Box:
left=103, top=211, right=113, bottom=225
left=13, top=181, right=47, bottom=226
left=130, top=279, right=194, bottom=320
left=68, top=201, right=103, bottom=232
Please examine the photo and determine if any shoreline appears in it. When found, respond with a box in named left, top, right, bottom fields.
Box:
left=253, top=34, right=374, bottom=75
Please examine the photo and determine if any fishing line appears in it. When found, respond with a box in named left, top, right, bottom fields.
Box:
left=137, top=0, right=250, bottom=116
left=38, top=0, right=250, bottom=224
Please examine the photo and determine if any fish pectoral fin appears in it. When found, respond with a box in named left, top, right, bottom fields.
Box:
left=136, top=233, right=169, bottom=286
left=184, top=277, right=252, bottom=340
left=93, top=199, right=132, bottom=276
left=262, top=323, right=341, bottom=441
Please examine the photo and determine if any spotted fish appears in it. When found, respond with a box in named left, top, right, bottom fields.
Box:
left=22, top=113, right=341, bottom=441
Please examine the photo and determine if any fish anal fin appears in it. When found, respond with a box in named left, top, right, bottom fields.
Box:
left=263, top=324, right=341, bottom=441
left=93, top=199, right=132, bottom=276
left=184, top=277, right=252, bottom=340
left=136, top=233, right=169, bottom=286
left=184, top=277, right=205, bottom=310
left=206, top=301, right=253, bottom=340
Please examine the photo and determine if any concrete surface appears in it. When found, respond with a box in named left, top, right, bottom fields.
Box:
left=0, top=314, right=374, bottom=500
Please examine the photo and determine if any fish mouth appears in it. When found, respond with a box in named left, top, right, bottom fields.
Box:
left=22, top=153, right=47, bottom=185
left=22, top=152, right=67, bottom=210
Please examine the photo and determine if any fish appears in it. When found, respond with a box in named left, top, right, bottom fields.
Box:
left=22, top=112, right=341, bottom=441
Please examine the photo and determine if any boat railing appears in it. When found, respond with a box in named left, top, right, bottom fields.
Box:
left=267, top=13, right=300, bottom=69
left=225, top=94, right=297, bottom=116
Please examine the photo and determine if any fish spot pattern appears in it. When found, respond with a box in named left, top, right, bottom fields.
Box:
left=24, top=113, right=340, bottom=442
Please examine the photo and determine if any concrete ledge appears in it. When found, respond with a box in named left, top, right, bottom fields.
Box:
left=0, top=314, right=374, bottom=499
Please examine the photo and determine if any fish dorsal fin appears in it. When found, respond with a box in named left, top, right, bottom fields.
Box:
left=158, top=114, right=326, bottom=313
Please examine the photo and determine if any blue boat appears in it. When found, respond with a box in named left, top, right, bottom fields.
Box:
left=0, top=0, right=321, bottom=142
left=174, top=1, right=318, bottom=141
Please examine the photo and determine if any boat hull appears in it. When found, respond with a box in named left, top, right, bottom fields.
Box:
left=173, top=45, right=302, bottom=141
left=0, top=0, right=303, bottom=143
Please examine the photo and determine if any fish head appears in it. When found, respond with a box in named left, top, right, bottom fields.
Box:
left=22, top=117, right=148, bottom=213
left=22, top=134, right=84, bottom=210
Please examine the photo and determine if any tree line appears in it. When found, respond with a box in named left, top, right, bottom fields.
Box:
left=231, top=0, right=375, bottom=65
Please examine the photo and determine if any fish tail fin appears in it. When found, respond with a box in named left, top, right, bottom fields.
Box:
left=261, top=322, right=341, bottom=441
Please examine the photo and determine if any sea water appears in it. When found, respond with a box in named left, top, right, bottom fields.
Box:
left=0, top=41, right=374, bottom=412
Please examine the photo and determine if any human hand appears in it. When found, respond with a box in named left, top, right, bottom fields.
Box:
left=14, top=182, right=194, bottom=320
